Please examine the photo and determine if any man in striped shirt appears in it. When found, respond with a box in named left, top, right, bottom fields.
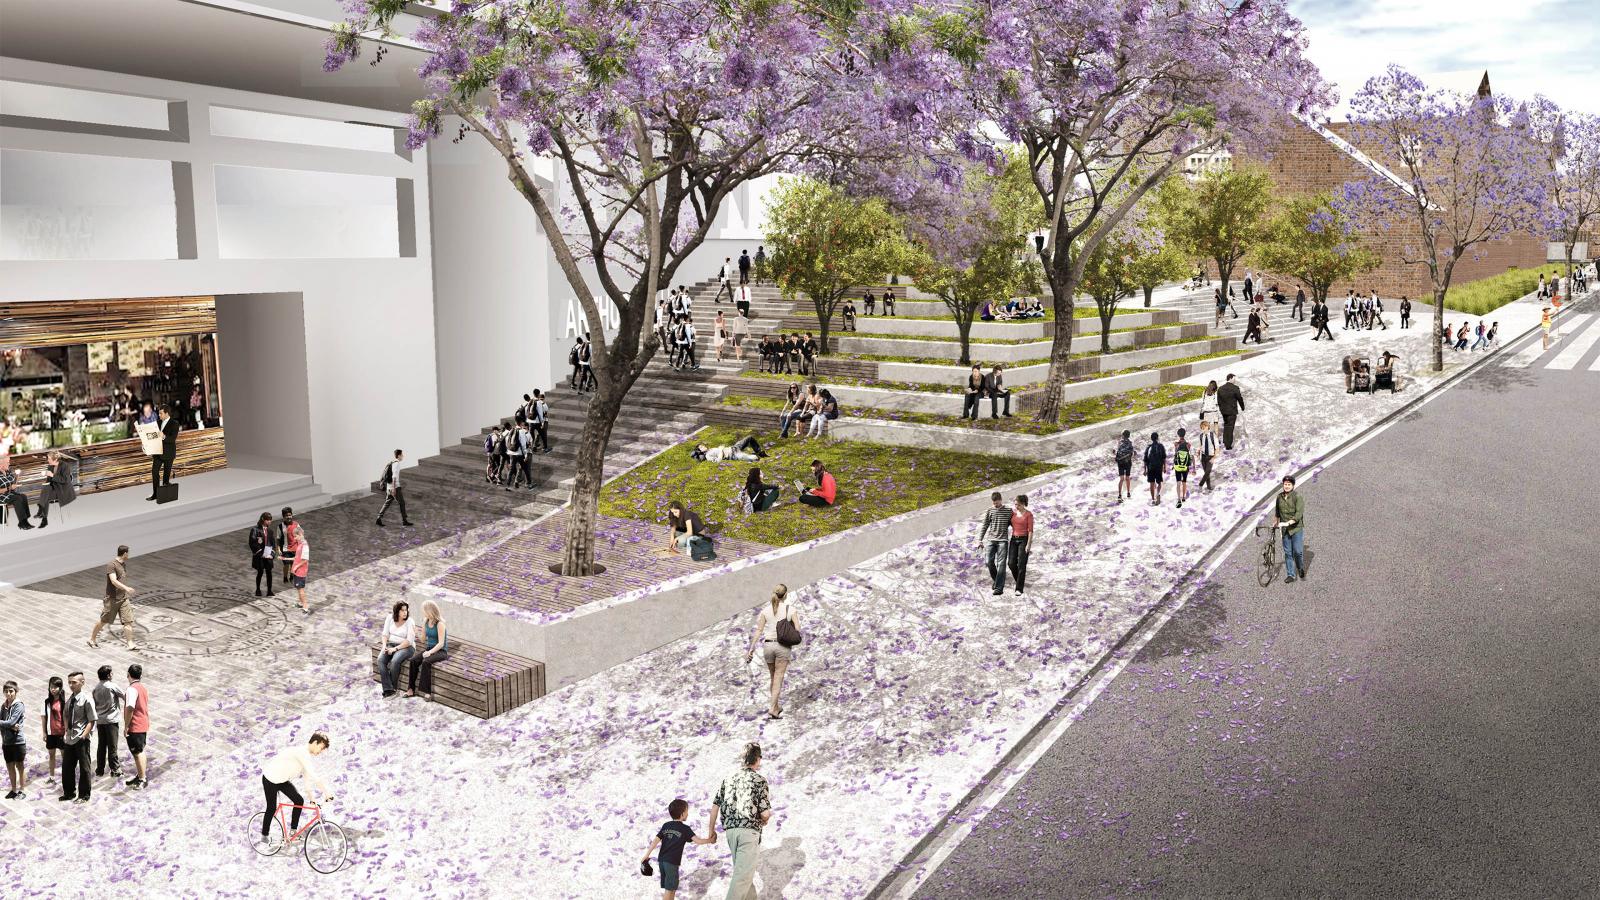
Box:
left=980, top=492, right=1013, bottom=596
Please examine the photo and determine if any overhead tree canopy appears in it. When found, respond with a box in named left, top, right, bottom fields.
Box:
left=1162, top=165, right=1274, bottom=304
left=1253, top=193, right=1380, bottom=306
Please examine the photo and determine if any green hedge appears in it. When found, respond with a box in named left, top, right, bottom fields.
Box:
left=1440, top=264, right=1566, bottom=316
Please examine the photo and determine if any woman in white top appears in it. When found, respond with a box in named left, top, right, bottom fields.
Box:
left=745, top=584, right=800, bottom=720
left=376, top=601, right=415, bottom=698
left=1199, top=380, right=1220, bottom=424
left=714, top=310, right=729, bottom=361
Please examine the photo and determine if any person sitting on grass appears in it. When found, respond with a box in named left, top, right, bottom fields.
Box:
left=794, top=459, right=837, bottom=508
left=665, top=501, right=705, bottom=556
left=806, top=390, right=839, bottom=438
left=979, top=301, right=997, bottom=321
left=744, top=467, right=781, bottom=513
left=692, top=436, right=767, bottom=462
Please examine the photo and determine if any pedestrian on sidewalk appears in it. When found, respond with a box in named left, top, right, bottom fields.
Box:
left=1243, top=308, right=1263, bottom=344
left=569, top=337, right=583, bottom=388
left=1541, top=307, right=1552, bottom=350
left=2, top=681, right=26, bottom=800
left=59, top=672, right=95, bottom=803
left=41, top=676, right=65, bottom=785
left=1488, top=321, right=1499, bottom=348
left=717, top=258, right=735, bottom=304
left=1274, top=475, right=1308, bottom=583
left=1217, top=374, right=1245, bottom=450
left=1173, top=429, right=1192, bottom=508
left=710, top=743, right=773, bottom=900
left=1143, top=432, right=1167, bottom=506
left=1008, top=494, right=1033, bottom=595
left=91, top=665, right=125, bottom=782
left=578, top=334, right=597, bottom=391
left=1312, top=299, right=1334, bottom=341
left=643, top=797, right=718, bottom=900
left=249, top=511, right=276, bottom=597
left=273, top=506, right=294, bottom=584
left=1213, top=289, right=1226, bottom=329
left=1114, top=430, right=1135, bottom=503
left=1470, top=320, right=1488, bottom=351
left=376, top=449, right=413, bottom=527
left=745, top=585, right=800, bottom=719
left=1292, top=287, right=1306, bottom=321
left=738, top=250, right=751, bottom=286
left=732, top=309, right=751, bottom=359
left=1197, top=420, right=1218, bottom=493
left=532, top=390, right=551, bottom=453
left=486, top=425, right=506, bottom=484
left=287, top=525, right=311, bottom=616
left=123, top=665, right=149, bottom=789
left=980, top=492, right=1013, bottom=595
left=90, top=545, right=137, bottom=650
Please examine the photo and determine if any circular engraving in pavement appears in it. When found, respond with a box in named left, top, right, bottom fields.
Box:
left=129, top=588, right=308, bottom=658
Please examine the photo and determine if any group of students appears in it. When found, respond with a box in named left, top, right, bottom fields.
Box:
left=657, top=289, right=705, bottom=371
left=247, top=509, right=312, bottom=614
left=1116, top=424, right=1219, bottom=507
left=568, top=333, right=598, bottom=391
left=484, top=390, right=553, bottom=490
left=1441, top=319, right=1501, bottom=352
left=756, top=332, right=819, bottom=376
left=775, top=383, right=841, bottom=438
left=0, top=664, right=151, bottom=802
left=663, top=458, right=838, bottom=558
left=979, top=297, right=1046, bottom=321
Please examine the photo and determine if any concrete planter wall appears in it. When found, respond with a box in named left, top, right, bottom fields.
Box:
left=831, top=399, right=1204, bottom=461
left=848, top=309, right=1178, bottom=341
left=832, top=323, right=1207, bottom=364
left=829, top=384, right=968, bottom=415
left=876, top=336, right=1235, bottom=387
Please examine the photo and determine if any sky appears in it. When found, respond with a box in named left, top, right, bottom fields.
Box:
left=1290, top=0, right=1600, bottom=117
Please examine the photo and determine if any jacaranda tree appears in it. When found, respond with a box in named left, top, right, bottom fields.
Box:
left=1527, top=101, right=1600, bottom=294
left=973, top=0, right=1331, bottom=422
left=1339, top=66, right=1550, bottom=372
left=328, top=0, right=976, bottom=574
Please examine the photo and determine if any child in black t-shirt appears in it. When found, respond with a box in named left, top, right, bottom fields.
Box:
left=642, top=798, right=717, bottom=898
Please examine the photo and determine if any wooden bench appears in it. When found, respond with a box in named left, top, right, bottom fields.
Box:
left=370, top=641, right=545, bottom=719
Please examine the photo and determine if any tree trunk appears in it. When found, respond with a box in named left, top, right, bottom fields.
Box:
left=1565, top=238, right=1576, bottom=300
left=816, top=303, right=833, bottom=356
left=956, top=313, right=974, bottom=367
left=1034, top=276, right=1075, bottom=422
left=1215, top=258, right=1233, bottom=308
left=1143, top=285, right=1155, bottom=308
left=1099, top=302, right=1115, bottom=353
left=560, top=383, right=625, bottom=576
left=1431, top=287, right=1446, bottom=372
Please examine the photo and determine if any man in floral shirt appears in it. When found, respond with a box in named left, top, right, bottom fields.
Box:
left=708, top=742, right=772, bottom=900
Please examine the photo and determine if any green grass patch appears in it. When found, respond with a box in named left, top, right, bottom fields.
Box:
left=597, top=425, right=1058, bottom=547
left=1438, top=264, right=1566, bottom=315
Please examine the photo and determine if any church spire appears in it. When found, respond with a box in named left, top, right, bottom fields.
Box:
left=1477, top=71, right=1492, bottom=98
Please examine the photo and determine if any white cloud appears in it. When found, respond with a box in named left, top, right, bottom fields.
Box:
left=1291, top=0, right=1600, bottom=116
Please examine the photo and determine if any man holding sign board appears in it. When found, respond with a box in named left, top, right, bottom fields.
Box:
left=142, top=406, right=180, bottom=502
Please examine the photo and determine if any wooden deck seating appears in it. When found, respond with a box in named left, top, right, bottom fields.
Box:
left=370, top=640, right=545, bottom=719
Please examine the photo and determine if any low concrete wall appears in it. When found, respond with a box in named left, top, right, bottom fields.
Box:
left=833, top=323, right=1207, bottom=363
left=876, top=337, right=1232, bottom=387
left=831, top=399, right=1204, bottom=461
left=849, top=310, right=1179, bottom=341
left=829, top=384, right=966, bottom=415
left=412, top=466, right=1072, bottom=690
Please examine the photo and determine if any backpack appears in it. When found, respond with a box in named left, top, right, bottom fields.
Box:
left=379, top=462, right=392, bottom=486
left=568, top=344, right=580, bottom=366
left=1115, top=439, right=1133, bottom=464
left=1174, top=447, right=1191, bottom=472
left=484, top=433, right=496, bottom=455
left=689, top=535, right=716, bottom=561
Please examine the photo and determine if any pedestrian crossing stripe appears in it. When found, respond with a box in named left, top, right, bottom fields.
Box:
left=1546, top=315, right=1600, bottom=370
left=1503, top=313, right=1594, bottom=369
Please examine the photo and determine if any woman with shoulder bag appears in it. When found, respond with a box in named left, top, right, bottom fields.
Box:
left=746, top=584, right=802, bottom=720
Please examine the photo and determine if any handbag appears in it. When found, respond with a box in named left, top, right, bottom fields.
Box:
left=776, top=615, right=803, bottom=648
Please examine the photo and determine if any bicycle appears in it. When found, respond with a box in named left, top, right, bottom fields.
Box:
left=1254, top=523, right=1280, bottom=587
left=248, top=797, right=348, bottom=874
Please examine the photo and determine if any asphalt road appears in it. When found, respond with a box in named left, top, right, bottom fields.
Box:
left=915, top=323, right=1600, bottom=898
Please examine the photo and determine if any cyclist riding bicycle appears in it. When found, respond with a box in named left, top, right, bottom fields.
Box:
left=259, top=732, right=333, bottom=847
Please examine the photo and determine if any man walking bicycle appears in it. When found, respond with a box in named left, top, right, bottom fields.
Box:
left=1274, top=476, right=1308, bottom=583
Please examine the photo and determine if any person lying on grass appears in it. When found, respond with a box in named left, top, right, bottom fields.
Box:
left=691, top=436, right=768, bottom=463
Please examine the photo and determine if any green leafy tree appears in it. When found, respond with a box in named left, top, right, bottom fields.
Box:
left=1252, top=193, right=1380, bottom=306
left=1079, top=231, right=1141, bottom=353
left=904, top=155, right=1042, bottom=365
left=765, top=178, right=913, bottom=354
left=1127, top=185, right=1194, bottom=307
left=1164, top=165, right=1273, bottom=303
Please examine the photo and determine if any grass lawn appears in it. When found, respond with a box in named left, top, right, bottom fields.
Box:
left=597, top=425, right=1058, bottom=547
left=720, top=384, right=1203, bottom=436
left=1439, top=264, right=1566, bottom=315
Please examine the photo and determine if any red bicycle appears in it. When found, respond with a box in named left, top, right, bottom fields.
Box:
left=248, top=797, right=348, bottom=873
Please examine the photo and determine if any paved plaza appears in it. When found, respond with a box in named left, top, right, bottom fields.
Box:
left=4, top=289, right=1583, bottom=898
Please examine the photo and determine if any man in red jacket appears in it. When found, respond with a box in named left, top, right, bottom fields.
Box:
left=795, top=460, right=836, bottom=508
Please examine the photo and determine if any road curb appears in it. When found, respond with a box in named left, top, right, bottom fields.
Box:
left=866, top=286, right=1597, bottom=900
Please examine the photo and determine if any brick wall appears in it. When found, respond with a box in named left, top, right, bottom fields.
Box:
left=1228, top=122, right=1579, bottom=301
